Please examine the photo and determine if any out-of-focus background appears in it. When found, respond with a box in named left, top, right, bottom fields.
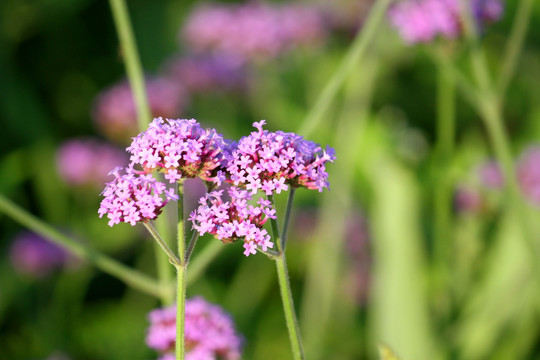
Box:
left=2, top=0, right=540, bottom=359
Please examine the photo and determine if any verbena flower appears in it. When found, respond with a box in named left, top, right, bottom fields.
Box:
left=127, top=117, right=229, bottom=186
left=56, top=138, right=127, bottom=187
left=10, top=231, right=68, bottom=278
left=517, top=146, right=540, bottom=206
left=146, top=297, right=243, bottom=360
left=98, top=166, right=178, bottom=227
left=388, top=0, right=504, bottom=44
left=181, top=2, right=326, bottom=62
left=163, top=53, right=247, bottom=94
left=226, top=120, right=336, bottom=195
left=93, top=77, right=187, bottom=143
left=189, top=187, right=276, bottom=256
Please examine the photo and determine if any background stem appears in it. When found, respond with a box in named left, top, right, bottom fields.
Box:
left=0, top=194, right=165, bottom=299
left=108, top=0, right=151, bottom=130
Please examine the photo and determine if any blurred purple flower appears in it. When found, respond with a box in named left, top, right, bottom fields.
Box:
left=189, top=187, right=276, bottom=256
left=454, top=185, right=483, bottom=213
left=56, top=138, right=128, bottom=187
left=477, top=160, right=504, bottom=189
left=226, top=120, right=336, bottom=194
left=388, top=0, right=504, bottom=44
left=181, top=2, right=327, bottom=62
left=146, top=297, right=243, bottom=360
left=10, top=232, right=68, bottom=278
left=163, top=54, right=247, bottom=94
left=93, top=77, right=187, bottom=143
left=517, top=146, right=540, bottom=206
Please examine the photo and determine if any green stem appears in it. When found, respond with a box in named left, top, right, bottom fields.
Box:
left=275, top=255, right=305, bottom=360
left=142, top=222, right=181, bottom=266
left=298, top=0, right=393, bottom=137
left=280, top=189, right=296, bottom=251
left=108, top=0, right=151, bottom=130
left=0, top=194, right=165, bottom=299
left=497, top=0, right=534, bottom=100
left=433, top=57, right=455, bottom=268
left=267, top=194, right=305, bottom=360
left=184, top=231, right=200, bottom=264
left=176, top=181, right=186, bottom=360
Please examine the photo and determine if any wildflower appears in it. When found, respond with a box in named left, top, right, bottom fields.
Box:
left=517, top=146, right=540, bottom=206
left=163, top=53, right=247, bottom=94
left=478, top=160, right=504, bottom=189
left=98, top=166, right=178, bottom=227
left=127, top=117, right=228, bottom=186
left=10, top=231, right=68, bottom=278
left=181, top=2, right=326, bottom=62
left=226, top=121, right=336, bottom=195
left=388, top=0, right=504, bottom=44
left=56, top=138, right=128, bottom=187
left=146, top=297, right=243, bottom=360
left=93, top=77, right=187, bottom=143
left=189, top=187, right=276, bottom=256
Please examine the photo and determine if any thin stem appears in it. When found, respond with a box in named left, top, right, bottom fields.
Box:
left=298, top=0, right=393, bottom=137
left=280, top=189, right=296, bottom=251
left=0, top=194, right=165, bottom=299
left=267, top=194, right=305, bottom=360
left=267, top=194, right=282, bottom=253
left=176, top=180, right=186, bottom=360
left=275, top=256, right=305, bottom=360
left=433, top=57, right=455, bottom=268
left=142, top=222, right=181, bottom=266
left=108, top=0, right=151, bottom=130
left=498, top=0, right=534, bottom=100
left=184, top=231, right=200, bottom=264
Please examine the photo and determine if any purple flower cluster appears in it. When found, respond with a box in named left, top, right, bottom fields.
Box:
left=10, top=232, right=68, bottom=278
left=517, top=146, right=540, bottom=206
left=226, top=121, right=336, bottom=195
left=164, top=54, right=247, bottom=94
left=146, top=297, right=242, bottom=360
left=127, top=117, right=228, bottom=185
left=388, top=0, right=504, bottom=44
left=182, top=2, right=326, bottom=61
left=56, top=138, right=128, bottom=187
left=190, top=187, right=276, bottom=256
left=93, top=77, right=187, bottom=143
left=98, top=167, right=178, bottom=227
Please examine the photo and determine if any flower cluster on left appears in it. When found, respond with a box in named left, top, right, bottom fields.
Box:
left=98, top=117, right=228, bottom=227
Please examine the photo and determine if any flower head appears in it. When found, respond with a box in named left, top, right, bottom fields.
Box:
left=189, top=187, right=276, bottom=256
left=181, top=3, right=326, bottom=62
left=10, top=232, right=68, bottom=278
left=146, top=297, right=243, bottom=360
left=127, top=118, right=229, bottom=186
left=56, top=138, right=128, bottom=187
left=98, top=166, right=178, bottom=227
left=93, top=77, right=187, bottom=143
left=226, top=121, right=336, bottom=195
left=388, top=0, right=504, bottom=44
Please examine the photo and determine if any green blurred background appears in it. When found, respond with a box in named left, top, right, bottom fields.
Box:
left=2, top=0, right=540, bottom=359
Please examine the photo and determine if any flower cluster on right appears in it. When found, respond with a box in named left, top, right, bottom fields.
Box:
left=98, top=118, right=335, bottom=256
left=388, top=0, right=504, bottom=44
